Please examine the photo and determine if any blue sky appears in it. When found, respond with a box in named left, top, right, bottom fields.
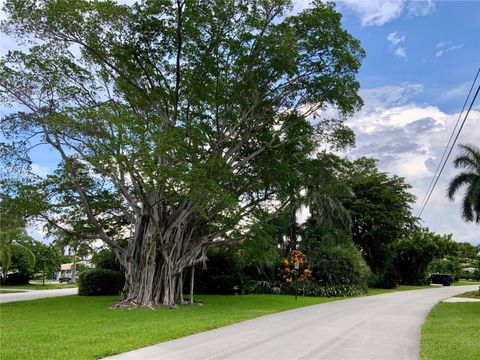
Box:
left=1, top=0, right=479, bottom=244
left=325, top=0, right=480, bottom=245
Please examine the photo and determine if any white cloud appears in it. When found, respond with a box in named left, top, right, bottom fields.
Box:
left=387, top=31, right=406, bottom=45
left=361, top=82, right=424, bottom=108
left=436, top=41, right=451, bottom=49
left=344, top=83, right=480, bottom=245
left=341, top=0, right=404, bottom=26
left=439, top=81, right=472, bottom=101
left=406, top=0, right=436, bottom=17
left=394, top=47, right=407, bottom=58
left=31, top=163, right=52, bottom=178
left=435, top=43, right=464, bottom=57
left=340, top=0, right=436, bottom=27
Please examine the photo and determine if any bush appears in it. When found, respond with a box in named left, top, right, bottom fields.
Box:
left=194, top=249, right=241, bottom=295
left=281, top=280, right=366, bottom=297
left=78, top=269, right=123, bottom=296
left=309, top=245, right=371, bottom=287
left=472, top=270, right=480, bottom=281
left=2, top=272, right=31, bottom=285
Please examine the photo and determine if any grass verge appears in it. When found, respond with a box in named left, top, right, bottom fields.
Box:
left=455, top=290, right=480, bottom=299
left=454, top=280, right=480, bottom=286
left=421, top=302, right=480, bottom=360
left=0, top=294, right=341, bottom=360
left=0, top=283, right=78, bottom=290
left=0, top=290, right=25, bottom=294
left=366, top=284, right=430, bottom=296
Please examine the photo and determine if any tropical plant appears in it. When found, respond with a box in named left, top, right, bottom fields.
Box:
left=447, top=144, right=480, bottom=223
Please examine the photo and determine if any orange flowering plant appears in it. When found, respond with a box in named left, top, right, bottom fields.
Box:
left=279, top=250, right=314, bottom=284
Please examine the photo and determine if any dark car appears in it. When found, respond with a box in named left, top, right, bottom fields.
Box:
left=58, top=277, right=72, bottom=284
left=427, top=273, right=453, bottom=286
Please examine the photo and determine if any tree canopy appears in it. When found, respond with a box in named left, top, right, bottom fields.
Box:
left=340, top=158, right=417, bottom=281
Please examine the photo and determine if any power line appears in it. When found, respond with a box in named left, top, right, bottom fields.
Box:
left=416, top=67, right=480, bottom=216
left=417, top=80, right=480, bottom=218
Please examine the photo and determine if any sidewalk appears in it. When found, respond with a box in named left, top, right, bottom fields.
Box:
left=0, top=287, right=78, bottom=303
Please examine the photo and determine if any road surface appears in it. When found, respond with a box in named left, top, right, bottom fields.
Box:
left=0, top=287, right=78, bottom=303
left=104, top=285, right=479, bottom=360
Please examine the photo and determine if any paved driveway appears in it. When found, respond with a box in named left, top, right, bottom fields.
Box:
left=104, top=285, right=478, bottom=360
left=0, top=287, right=78, bottom=303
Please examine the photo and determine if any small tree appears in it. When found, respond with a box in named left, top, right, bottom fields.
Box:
left=32, top=242, right=62, bottom=285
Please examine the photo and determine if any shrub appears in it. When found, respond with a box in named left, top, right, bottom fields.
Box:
left=310, top=245, right=371, bottom=286
left=78, top=269, right=123, bottom=296
left=3, top=272, right=30, bottom=285
left=281, top=280, right=365, bottom=297
left=194, top=249, right=241, bottom=295
left=472, top=269, right=480, bottom=281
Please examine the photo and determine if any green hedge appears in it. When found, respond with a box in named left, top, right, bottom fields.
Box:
left=281, top=280, right=366, bottom=297
left=78, top=269, right=123, bottom=296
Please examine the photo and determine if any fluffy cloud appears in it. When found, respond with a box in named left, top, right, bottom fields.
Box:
left=341, top=0, right=404, bottom=26
left=340, top=0, right=436, bottom=26
left=345, top=83, right=480, bottom=244
left=31, top=164, right=51, bottom=178
left=406, top=0, right=436, bottom=17
left=387, top=31, right=406, bottom=45
left=394, top=47, right=407, bottom=58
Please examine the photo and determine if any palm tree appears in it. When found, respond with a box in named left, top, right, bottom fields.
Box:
left=447, top=144, right=480, bottom=223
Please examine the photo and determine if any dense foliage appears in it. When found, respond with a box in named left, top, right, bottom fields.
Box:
left=78, top=269, right=124, bottom=296
left=340, top=158, right=417, bottom=287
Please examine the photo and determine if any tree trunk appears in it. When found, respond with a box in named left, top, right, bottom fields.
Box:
left=189, top=266, right=195, bottom=304
left=71, top=249, right=77, bottom=284
left=117, top=209, right=205, bottom=308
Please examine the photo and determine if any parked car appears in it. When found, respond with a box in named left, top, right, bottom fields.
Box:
left=427, top=273, right=453, bottom=286
left=58, top=277, right=72, bottom=284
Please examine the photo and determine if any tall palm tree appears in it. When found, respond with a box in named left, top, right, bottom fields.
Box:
left=447, top=144, right=480, bottom=223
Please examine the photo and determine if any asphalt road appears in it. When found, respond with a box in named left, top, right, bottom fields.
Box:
left=104, top=285, right=479, bottom=360
left=0, top=287, right=78, bottom=303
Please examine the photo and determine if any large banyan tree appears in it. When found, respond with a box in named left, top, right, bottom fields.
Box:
left=0, top=0, right=363, bottom=306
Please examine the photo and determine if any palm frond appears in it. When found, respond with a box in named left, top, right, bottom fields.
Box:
left=447, top=172, right=476, bottom=200
left=11, top=242, right=36, bottom=269
left=0, top=241, right=12, bottom=271
left=458, top=144, right=480, bottom=168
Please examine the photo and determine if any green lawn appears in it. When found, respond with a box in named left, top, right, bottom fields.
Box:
left=366, top=284, right=430, bottom=296
left=456, top=291, right=480, bottom=299
left=454, top=280, right=480, bottom=286
left=421, top=302, right=480, bottom=360
left=0, top=283, right=78, bottom=290
left=0, top=289, right=25, bottom=294
left=0, top=294, right=341, bottom=360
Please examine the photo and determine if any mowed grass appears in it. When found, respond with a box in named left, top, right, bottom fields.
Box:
left=456, top=291, right=480, bottom=299
left=454, top=280, right=480, bottom=286
left=0, top=283, right=78, bottom=290
left=366, top=284, right=430, bottom=296
left=421, top=302, right=480, bottom=360
left=0, top=294, right=340, bottom=360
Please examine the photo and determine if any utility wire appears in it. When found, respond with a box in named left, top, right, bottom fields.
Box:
left=417, top=81, right=480, bottom=218
left=416, top=67, right=480, bottom=216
